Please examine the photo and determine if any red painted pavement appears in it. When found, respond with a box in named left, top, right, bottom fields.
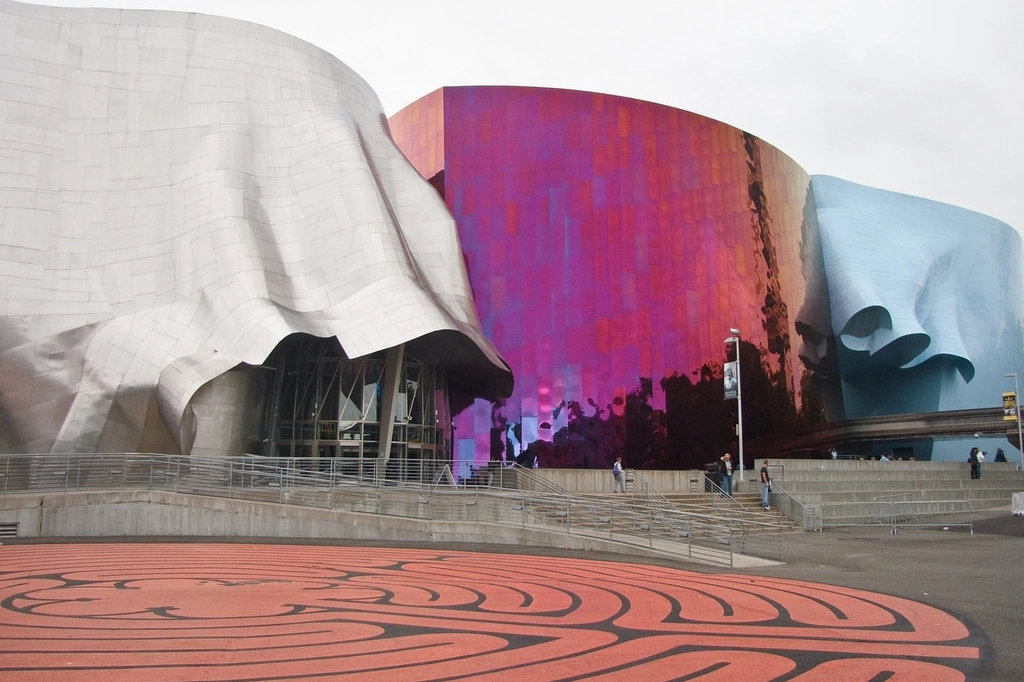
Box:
left=0, top=544, right=980, bottom=680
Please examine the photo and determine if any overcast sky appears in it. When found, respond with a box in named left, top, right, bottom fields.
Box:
left=29, top=0, right=1024, bottom=231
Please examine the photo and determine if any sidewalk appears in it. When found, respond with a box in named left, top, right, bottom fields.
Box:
left=731, top=506, right=1024, bottom=682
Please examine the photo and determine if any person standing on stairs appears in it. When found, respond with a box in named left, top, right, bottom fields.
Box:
left=718, top=453, right=734, bottom=497
left=760, top=459, right=772, bottom=510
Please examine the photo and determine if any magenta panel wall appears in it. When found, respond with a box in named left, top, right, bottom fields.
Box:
left=391, top=86, right=826, bottom=476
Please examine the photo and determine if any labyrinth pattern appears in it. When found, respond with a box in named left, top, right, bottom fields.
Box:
left=0, top=544, right=980, bottom=681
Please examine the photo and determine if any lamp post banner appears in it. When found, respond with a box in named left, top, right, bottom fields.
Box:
left=1003, top=392, right=1018, bottom=421
left=724, top=361, right=738, bottom=400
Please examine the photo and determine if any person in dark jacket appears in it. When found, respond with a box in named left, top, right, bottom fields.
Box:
left=760, top=459, right=772, bottom=510
left=968, top=447, right=980, bottom=479
left=718, top=453, right=734, bottom=497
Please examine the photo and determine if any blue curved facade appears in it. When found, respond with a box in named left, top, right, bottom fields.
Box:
left=813, top=176, right=1024, bottom=460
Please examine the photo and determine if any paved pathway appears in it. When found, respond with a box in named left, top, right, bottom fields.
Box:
left=5, top=512, right=1020, bottom=682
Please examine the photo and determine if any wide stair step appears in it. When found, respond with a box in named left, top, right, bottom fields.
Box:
left=662, top=492, right=801, bottom=529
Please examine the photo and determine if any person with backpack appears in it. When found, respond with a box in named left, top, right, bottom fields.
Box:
left=612, top=457, right=626, bottom=493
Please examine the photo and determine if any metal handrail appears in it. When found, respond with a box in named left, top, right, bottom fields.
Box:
left=0, top=453, right=785, bottom=566
left=509, top=464, right=574, bottom=496
left=757, top=480, right=823, bottom=531
left=697, top=477, right=754, bottom=516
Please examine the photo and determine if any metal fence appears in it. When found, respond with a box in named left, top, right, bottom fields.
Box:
left=817, top=492, right=974, bottom=534
left=0, top=454, right=785, bottom=567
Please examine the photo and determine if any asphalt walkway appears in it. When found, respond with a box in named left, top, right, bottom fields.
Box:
left=741, top=506, right=1024, bottom=682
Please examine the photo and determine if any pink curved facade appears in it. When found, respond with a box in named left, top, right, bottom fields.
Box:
left=391, top=86, right=829, bottom=474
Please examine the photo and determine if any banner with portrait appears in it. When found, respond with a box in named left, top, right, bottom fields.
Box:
left=723, top=361, right=738, bottom=400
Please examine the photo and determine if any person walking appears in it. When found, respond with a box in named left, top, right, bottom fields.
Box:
left=612, top=457, right=626, bottom=493
left=760, top=459, right=772, bottom=509
left=718, top=453, right=734, bottom=497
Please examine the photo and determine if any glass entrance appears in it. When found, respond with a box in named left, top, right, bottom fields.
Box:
left=261, top=334, right=450, bottom=483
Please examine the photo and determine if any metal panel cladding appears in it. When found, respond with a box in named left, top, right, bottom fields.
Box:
left=391, top=86, right=830, bottom=474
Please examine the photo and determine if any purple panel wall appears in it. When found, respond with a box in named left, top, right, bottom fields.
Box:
left=391, top=86, right=829, bottom=478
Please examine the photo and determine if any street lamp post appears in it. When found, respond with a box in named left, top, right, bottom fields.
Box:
left=1006, top=373, right=1024, bottom=471
left=724, top=328, right=744, bottom=487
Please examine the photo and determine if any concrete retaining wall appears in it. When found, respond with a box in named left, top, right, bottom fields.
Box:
left=0, top=490, right=683, bottom=562
left=534, top=468, right=706, bottom=493
left=532, top=461, right=1024, bottom=493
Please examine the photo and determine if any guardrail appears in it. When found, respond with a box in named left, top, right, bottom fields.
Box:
left=515, top=465, right=785, bottom=564
left=0, top=454, right=785, bottom=567
left=763, top=481, right=823, bottom=531
left=818, top=493, right=974, bottom=534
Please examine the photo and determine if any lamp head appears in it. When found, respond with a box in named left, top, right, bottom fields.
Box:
left=729, top=328, right=740, bottom=336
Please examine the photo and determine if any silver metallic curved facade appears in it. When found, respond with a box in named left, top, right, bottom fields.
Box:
left=0, top=1, right=511, bottom=456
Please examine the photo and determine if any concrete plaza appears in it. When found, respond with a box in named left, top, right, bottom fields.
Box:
left=0, top=507, right=1020, bottom=681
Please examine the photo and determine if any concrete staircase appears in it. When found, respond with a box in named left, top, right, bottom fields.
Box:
left=769, top=460, right=1024, bottom=511
left=576, top=461, right=1024, bottom=532
left=661, top=491, right=803, bottom=530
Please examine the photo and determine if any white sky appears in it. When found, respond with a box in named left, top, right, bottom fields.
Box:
left=25, top=0, right=1024, bottom=230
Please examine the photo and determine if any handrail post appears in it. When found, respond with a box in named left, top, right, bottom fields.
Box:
left=564, top=496, right=570, bottom=535
left=329, top=469, right=335, bottom=510
left=609, top=499, right=614, bottom=540
left=730, top=525, right=735, bottom=568
left=648, top=506, right=653, bottom=549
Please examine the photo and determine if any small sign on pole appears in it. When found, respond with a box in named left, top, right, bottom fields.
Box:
left=1003, top=392, right=1018, bottom=421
